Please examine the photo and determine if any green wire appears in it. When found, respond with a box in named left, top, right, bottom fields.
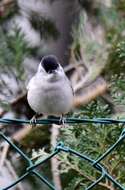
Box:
left=0, top=118, right=125, bottom=190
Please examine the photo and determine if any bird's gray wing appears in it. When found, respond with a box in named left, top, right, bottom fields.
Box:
left=66, top=76, right=74, bottom=96
left=26, top=76, right=36, bottom=90
left=70, top=82, right=74, bottom=96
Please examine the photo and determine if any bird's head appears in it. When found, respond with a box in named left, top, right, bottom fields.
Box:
left=37, top=55, right=64, bottom=80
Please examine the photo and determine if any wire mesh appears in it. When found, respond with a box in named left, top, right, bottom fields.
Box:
left=0, top=118, right=125, bottom=190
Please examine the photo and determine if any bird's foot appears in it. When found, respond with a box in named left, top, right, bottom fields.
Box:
left=30, top=113, right=43, bottom=127
left=59, top=115, right=67, bottom=128
left=30, top=115, right=37, bottom=127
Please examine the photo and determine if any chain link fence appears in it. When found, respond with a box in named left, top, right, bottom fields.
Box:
left=0, top=118, right=125, bottom=190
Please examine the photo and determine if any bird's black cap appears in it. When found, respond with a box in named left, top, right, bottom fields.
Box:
left=41, top=55, right=59, bottom=73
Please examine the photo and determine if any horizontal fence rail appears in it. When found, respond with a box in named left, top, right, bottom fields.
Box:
left=0, top=118, right=125, bottom=190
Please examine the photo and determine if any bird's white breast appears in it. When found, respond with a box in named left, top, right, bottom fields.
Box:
left=27, top=74, right=73, bottom=116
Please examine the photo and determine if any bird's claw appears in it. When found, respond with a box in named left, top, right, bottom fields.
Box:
left=30, top=115, right=37, bottom=127
left=59, top=116, right=67, bottom=128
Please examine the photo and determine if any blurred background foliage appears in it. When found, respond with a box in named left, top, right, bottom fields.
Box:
left=0, top=0, right=125, bottom=190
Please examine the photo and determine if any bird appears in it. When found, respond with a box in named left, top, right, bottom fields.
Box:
left=27, top=55, right=74, bottom=126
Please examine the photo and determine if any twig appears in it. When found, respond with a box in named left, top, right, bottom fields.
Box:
left=0, top=125, right=31, bottom=167
left=0, top=75, right=14, bottom=95
left=0, top=142, right=9, bottom=167
left=5, top=159, right=24, bottom=190
left=10, top=93, right=27, bottom=106
left=0, top=110, right=7, bottom=117
left=0, top=0, right=15, bottom=8
left=50, top=124, right=62, bottom=190
left=64, top=62, right=84, bottom=73
left=73, top=70, right=96, bottom=93
left=12, top=126, right=32, bottom=142
left=74, top=77, right=107, bottom=107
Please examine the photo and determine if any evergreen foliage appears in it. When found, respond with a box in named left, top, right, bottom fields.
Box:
left=59, top=75, right=125, bottom=189
left=0, top=26, right=31, bottom=104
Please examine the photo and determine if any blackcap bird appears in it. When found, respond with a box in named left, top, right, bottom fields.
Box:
left=27, top=55, right=74, bottom=125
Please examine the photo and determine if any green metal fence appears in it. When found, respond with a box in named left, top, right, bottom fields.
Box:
left=0, top=118, right=125, bottom=190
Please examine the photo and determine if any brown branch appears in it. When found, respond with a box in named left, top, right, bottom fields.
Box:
left=0, top=125, right=31, bottom=167
left=5, top=159, right=24, bottom=190
left=0, top=110, right=7, bottom=117
left=74, top=77, right=107, bottom=107
left=64, top=62, right=85, bottom=73
left=0, top=0, right=15, bottom=8
left=10, top=93, right=27, bottom=106
left=12, top=126, right=32, bottom=142
left=50, top=124, right=62, bottom=190
left=0, top=142, right=9, bottom=167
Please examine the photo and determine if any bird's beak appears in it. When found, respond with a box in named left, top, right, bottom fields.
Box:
left=49, top=70, right=57, bottom=74
left=52, top=70, right=57, bottom=74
